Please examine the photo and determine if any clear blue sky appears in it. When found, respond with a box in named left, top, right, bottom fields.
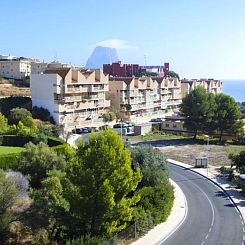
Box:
left=1, top=0, right=245, bottom=79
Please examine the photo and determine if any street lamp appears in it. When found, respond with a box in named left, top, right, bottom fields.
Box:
left=204, top=135, right=209, bottom=176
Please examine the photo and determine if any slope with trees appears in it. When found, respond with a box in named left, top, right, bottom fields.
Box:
left=0, top=129, right=174, bottom=244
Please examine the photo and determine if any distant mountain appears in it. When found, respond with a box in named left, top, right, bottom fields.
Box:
left=85, top=46, right=119, bottom=69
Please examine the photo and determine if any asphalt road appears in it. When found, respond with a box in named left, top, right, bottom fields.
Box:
left=162, top=164, right=244, bottom=245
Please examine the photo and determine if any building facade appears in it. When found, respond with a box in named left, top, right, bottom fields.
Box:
left=103, top=61, right=170, bottom=78
left=181, top=78, right=222, bottom=98
left=103, top=61, right=139, bottom=77
left=107, top=77, right=182, bottom=121
left=31, top=60, right=73, bottom=74
left=31, top=68, right=110, bottom=131
left=0, top=55, right=31, bottom=80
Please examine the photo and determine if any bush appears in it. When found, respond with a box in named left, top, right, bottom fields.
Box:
left=133, top=207, right=154, bottom=235
left=66, top=234, right=109, bottom=245
left=152, top=123, right=162, bottom=133
left=220, top=166, right=234, bottom=175
left=136, top=183, right=174, bottom=225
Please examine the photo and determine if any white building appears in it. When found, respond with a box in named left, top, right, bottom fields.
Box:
left=181, top=78, right=222, bottom=98
left=31, top=67, right=110, bottom=131
left=31, top=60, right=73, bottom=74
left=0, top=55, right=31, bottom=80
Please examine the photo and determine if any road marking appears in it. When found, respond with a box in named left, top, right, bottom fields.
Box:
left=171, top=164, right=244, bottom=245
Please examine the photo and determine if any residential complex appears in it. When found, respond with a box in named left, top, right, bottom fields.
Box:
left=107, top=77, right=182, bottom=121
left=181, top=78, right=222, bottom=98
left=31, top=68, right=110, bottom=131
left=0, top=55, right=31, bottom=80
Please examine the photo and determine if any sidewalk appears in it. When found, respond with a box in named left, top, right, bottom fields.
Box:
left=131, top=179, right=187, bottom=245
left=168, top=159, right=245, bottom=221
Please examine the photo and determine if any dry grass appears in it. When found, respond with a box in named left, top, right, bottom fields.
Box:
left=0, top=86, right=30, bottom=96
left=158, top=144, right=245, bottom=167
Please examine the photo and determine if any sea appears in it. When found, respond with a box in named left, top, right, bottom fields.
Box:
left=221, top=80, right=245, bottom=102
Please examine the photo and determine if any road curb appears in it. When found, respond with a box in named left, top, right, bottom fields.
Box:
left=168, top=159, right=245, bottom=225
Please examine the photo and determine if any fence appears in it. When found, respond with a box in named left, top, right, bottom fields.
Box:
left=102, top=223, right=137, bottom=245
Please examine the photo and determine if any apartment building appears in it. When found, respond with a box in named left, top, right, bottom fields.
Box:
left=0, top=55, right=31, bottom=80
left=107, top=76, right=182, bottom=121
left=31, top=68, right=110, bottom=131
left=31, top=60, right=73, bottom=74
left=181, top=78, right=222, bottom=97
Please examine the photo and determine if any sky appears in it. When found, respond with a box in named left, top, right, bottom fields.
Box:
left=1, top=0, right=245, bottom=79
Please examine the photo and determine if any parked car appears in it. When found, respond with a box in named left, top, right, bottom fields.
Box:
left=113, top=123, right=128, bottom=128
left=72, top=128, right=83, bottom=134
left=91, top=126, right=99, bottom=132
left=81, top=128, right=89, bottom=133
left=83, top=127, right=92, bottom=133
left=150, top=118, right=162, bottom=123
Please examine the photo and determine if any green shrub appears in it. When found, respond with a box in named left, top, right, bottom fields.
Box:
left=152, top=123, right=162, bottom=133
left=136, top=183, right=174, bottom=225
left=220, top=166, right=234, bottom=175
left=0, top=153, right=19, bottom=170
left=66, top=234, right=110, bottom=245
left=133, top=207, right=154, bottom=235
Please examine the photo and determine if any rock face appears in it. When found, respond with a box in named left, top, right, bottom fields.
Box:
left=85, top=46, right=119, bottom=69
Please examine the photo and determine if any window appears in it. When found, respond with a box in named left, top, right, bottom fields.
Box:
left=165, top=124, right=169, bottom=128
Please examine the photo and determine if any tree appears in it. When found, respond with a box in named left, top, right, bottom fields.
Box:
left=14, top=142, right=66, bottom=189
left=8, top=107, right=32, bottom=126
left=166, top=70, right=180, bottom=80
left=214, top=94, right=242, bottom=141
left=25, top=172, right=70, bottom=243
left=0, top=112, right=9, bottom=134
left=102, top=107, right=119, bottom=122
left=125, top=104, right=132, bottom=115
left=32, top=106, right=53, bottom=122
left=229, top=150, right=245, bottom=170
left=131, top=146, right=169, bottom=188
left=180, top=87, right=215, bottom=138
left=0, top=96, right=31, bottom=117
left=66, top=129, right=142, bottom=236
left=0, top=169, right=17, bottom=244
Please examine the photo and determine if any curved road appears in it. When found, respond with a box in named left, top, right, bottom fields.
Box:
left=162, top=164, right=244, bottom=245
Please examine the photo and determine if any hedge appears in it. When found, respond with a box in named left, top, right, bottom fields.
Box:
left=0, top=135, right=65, bottom=148
left=0, top=135, right=67, bottom=169
left=0, top=135, right=33, bottom=147
left=47, top=136, right=66, bottom=147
